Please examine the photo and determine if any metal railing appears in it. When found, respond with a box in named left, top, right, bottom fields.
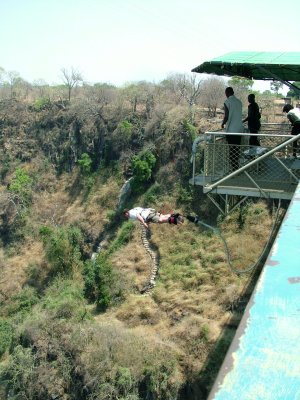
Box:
left=190, top=123, right=300, bottom=197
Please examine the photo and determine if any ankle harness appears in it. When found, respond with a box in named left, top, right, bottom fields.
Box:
left=168, top=213, right=181, bottom=224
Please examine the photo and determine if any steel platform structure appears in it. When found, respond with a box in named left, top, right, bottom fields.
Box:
left=189, top=125, right=300, bottom=214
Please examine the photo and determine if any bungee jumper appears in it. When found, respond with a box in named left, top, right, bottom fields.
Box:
left=123, top=207, right=184, bottom=229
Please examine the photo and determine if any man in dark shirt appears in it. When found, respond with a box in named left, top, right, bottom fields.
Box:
left=243, top=94, right=261, bottom=146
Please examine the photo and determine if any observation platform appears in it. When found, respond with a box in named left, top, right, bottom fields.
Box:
left=189, top=124, right=300, bottom=214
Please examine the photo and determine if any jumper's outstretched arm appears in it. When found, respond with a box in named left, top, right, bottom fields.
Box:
left=136, top=213, right=149, bottom=229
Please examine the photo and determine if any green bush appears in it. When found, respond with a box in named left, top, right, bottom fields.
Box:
left=42, top=278, right=90, bottom=321
left=8, top=167, right=33, bottom=205
left=0, top=345, right=35, bottom=398
left=83, top=254, right=120, bottom=312
left=108, top=221, right=134, bottom=254
left=106, top=209, right=117, bottom=222
left=40, top=225, right=84, bottom=276
left=32, top=97, right=51, bottom=111
left=142, top=360, right=181, bottom=400
left=83, top=222, right=134, bottom=311
left=182, top=118, right=197, bottom=141
left=143, top=182, right=162, bottom=205
left=0, top=318, right=13, bottom=356
left=7, top=286, right=39, bottom=317
left=175, top=182, right=193, bottom=205
left=131, top=150, right=156, bottom=193
left=119, top=120, right=133, bottom=140
left=77, top=152, right=92, bottom=175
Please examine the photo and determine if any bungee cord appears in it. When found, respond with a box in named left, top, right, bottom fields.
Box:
left=186, top=199, right=284, bottom=275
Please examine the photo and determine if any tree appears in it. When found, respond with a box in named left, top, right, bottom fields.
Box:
left=61, top=67, right=83, bottom=101
left=199, top=77, right=226, bottom=116
left=0, top=67, right=5, bottom=99
left=32, top=79, right=50, bottom=99
left=120, top=81, right=155, bottom=117
left=270, top=81, right=283, bottom=94
left=0, top=66, right=5, bottom=84
left=6, top=70, right=21, bottom=98
left=169, top=73, right=202, bottom=107
left=165, top=73, right=202, bottom=122
left=228, top=76, right=254, bottom=91
left=286, top=82, right=300, bottom=98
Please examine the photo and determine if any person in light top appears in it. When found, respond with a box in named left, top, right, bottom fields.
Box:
left=221, top=87, right=244, bottom=170
left=283, top=103, right=300, bottom=158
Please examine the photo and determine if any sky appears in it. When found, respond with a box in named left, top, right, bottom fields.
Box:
left=1, top=0, right=300, bottom=93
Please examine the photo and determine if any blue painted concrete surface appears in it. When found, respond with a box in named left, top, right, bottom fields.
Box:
left=208, top=184, right=300, bottom=400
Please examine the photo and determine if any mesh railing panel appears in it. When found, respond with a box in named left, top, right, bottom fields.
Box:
left=200, top=131, right=299, bottom=191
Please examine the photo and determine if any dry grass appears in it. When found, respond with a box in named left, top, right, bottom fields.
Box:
left=115, top=295, right=165, bottom=327
left=0, top=169, right=122, bottom=299
left=111, top=224, right=152, bottom=291
left=103, top=199, right=274, bottom=379
left=1, top=158, right=276, bottom=395
left=79, top=318, right=184, bottom=393
left=0, top=241, right=44, bottom=297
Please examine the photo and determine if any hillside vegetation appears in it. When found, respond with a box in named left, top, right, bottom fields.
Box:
left=0, top=77, right=283, bottom=399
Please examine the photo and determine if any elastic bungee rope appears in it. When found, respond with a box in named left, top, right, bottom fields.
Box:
left=186, top=200, right=283, bottom=275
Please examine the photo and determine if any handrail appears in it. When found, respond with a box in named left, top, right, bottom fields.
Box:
left=205, top=132, right=291, bottom=138
left=203, top=133, right=300, bottom=193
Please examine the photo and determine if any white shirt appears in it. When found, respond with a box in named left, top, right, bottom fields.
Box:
left=128, top=207, right=151, bottom=221
left=287, top=108, right=300, bottom=124
left=224, top=95, right=244, bottom=133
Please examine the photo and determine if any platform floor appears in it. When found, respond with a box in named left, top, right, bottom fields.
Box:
left=190, top=158, right=300, bottom=199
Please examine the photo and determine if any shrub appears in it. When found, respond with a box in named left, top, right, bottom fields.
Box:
left=32, top=97, right=51, bottom=111
left=106, top=209, right=116, bottom=222
left=0, top=345, right=35, bottom=398
left=119, top=120, right=133, bottom=138
left=114, top=367, right=137, bottom=399
left=175, top=182, right=193, bottom=205
left=131, top=150, right=156, bottom=193
left=77, top=152, right=92, bottom=175
left=40, top=225, right=84, bottom=276
left=141, top=359, right=181, bottom=400
left=42, top=278, right=90, bottom=321
left=143, top=182, right=163, bottom=206
left=0, top=154, right=11, bottom=180
left=82, top=224, right=134, bottom=311
left=79, top=322, right=182, bottom=399
left=182, top=118, right=197, bottom=141
left=8, top=167, right=33, bottom=205
left=7, top=286, right=39, bottom=317
left=83, top=255, right=120, bottom=312
left=0, top=318, right=13, bottom=357
left=108, top=221, right=134, bottom=254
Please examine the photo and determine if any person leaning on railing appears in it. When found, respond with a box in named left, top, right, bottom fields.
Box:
left=283, top=104, right=300, bottom=158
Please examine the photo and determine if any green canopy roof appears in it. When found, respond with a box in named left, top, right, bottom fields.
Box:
left=192, top=52, right=300, bottom=82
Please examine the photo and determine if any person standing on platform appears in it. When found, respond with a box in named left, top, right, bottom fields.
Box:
left=221, top=87, right=244, bottom=171
left=283, top=103, right=300, bottom=158
left=243, top=93, right=261, bottom=146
